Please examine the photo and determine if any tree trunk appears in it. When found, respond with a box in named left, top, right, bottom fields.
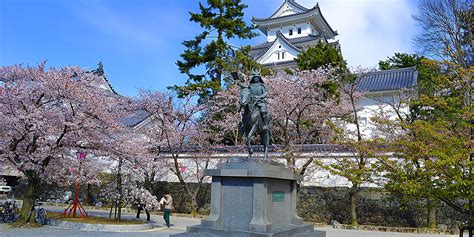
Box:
left=116, top=156, right=123, bottom=221
left=84, top=184, right=94, bottom=206
left=18, top=176, right=40, bottom=224
left=109, top=203, right=113, bottom=219
left=470, top=198, right=473, bottom=231
left=427, top=199, right=437, bottom=228
left=190, top=194, right=198, bottom=216
left=117, top=199, right=122, bottom=222
left=349, top=187, right=359, bottom=226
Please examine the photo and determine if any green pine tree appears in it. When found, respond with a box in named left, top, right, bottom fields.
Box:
left=171, top=0, right=257, bottom=99
left=294, top=41, right=347, bottom=98
left=378, top=53, right=425, bottom=70
left=294, top=41, right=347, bottom=71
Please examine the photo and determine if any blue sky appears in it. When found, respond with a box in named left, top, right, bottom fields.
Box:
left=0, top=0, right=419, bottom=97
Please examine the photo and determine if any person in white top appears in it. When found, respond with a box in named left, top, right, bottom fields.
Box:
left=160, top=191, right=173, bottom=228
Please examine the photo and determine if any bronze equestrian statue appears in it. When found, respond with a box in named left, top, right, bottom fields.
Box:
left=232, top=68, right=272, bottom=160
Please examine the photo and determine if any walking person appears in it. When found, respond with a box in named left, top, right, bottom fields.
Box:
left=160, top=192, right=173, bottom=228
left=136, top=203, right=150, bottom=222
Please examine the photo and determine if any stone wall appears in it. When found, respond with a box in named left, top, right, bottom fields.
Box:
left=152, top=182, right=465, bottom=228
left=297, top=187, right=465, bottom=228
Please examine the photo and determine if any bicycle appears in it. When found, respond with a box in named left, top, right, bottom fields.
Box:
left=34, top=201, right=47, bottom=225
left=1, top=200, right=19, bottom=223
left=23, top=200, right=48, bottom=225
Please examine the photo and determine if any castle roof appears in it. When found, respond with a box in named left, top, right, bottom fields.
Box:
left=252, top=1, right=337, bottom=38
left=250, top=32, right=324, bottom=65
left=261, top=60, right=297, bottom=68
left=252, top=34, right=323, bottom=51
left=269, top=0, right=309, bottom=18
left=87, top=62, right=118, bottom=95
left=358, top=67, right=418, bottom=92
left=254, top=32, right=302, bottom=63
left=120, top=110, right=152, bottom=127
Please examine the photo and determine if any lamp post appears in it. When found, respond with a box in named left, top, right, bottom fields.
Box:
left=62, top=152, right=89, bottom=219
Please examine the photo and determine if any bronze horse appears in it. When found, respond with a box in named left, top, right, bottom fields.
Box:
left=240, top=86, right=271, bottom=159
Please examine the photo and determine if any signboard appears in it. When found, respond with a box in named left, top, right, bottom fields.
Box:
left=272, top=191, right=284, bottom=202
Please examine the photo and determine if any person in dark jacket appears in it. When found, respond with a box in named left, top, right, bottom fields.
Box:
left=136, top=203, right=150, bottom=222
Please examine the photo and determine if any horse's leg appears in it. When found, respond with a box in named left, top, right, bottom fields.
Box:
left=247, top=123, right=258, bottom=156
left=246, top=129, right=252, bottom=156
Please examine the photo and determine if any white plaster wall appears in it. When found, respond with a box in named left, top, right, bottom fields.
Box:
left=257, top=38, right=300, bottom=65
left=267, top=22, right=312, bottom=41
left=344, top=91, right=410, bottom=139
left=155, top=157, right=381, bottom=188
left=267, top=30, right=277, bottom=42
left=272, top=2, right=305, bottom=19
left=151, top=92, right=411, bottom=187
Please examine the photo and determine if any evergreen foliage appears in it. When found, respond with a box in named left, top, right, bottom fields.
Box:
left=378, top=53, right=425, bottom=70
left=295, top=41, right=347, bottom=71
left=171, top=0, right=257, bottom=100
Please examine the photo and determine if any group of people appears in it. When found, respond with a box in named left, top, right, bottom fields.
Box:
left=136, top=191, right=173, bottom=228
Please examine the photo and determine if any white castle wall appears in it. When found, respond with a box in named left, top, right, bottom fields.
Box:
left=267, top=22, right=315, bottom=41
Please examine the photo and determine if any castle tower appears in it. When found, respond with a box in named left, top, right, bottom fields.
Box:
left=250, top=0, right=338, bottom=69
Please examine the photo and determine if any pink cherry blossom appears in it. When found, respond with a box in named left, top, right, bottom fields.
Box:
left=0, top=63, right=129, bottom=223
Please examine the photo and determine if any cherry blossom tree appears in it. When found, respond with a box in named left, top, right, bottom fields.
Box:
left=100, top=155, right=160, bottom=221
left=266, top=69, right=348, bottom=175
left=207, top=69, right=347, bottom=179
left=204, top=84, right=242, bottom=145
left=133, top=90, right=211, bottom=215
left=96, top=126, right=159, bottom=221
left=0, top=63, right=128, bottom=224
left=319, top=69, right=382, bottom=226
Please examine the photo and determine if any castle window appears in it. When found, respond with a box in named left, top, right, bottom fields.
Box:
left=289, top=29, right=293, bottom=36
left=282, top=52, right=285, bottom=59
left=298, top=28, right=301, bottom=34
left=277, top=52, right=280, bottom=60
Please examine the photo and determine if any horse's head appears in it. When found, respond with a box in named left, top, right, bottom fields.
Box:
left=240, top=87, right=252, bottom=107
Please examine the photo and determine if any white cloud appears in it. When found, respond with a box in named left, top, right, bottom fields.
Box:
left=291, top=0, right=418, bottom=69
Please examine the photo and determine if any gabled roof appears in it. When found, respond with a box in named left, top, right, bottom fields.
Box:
left=275, top=31, right=303, bottom=53
left=252, top=2, right=337, bottom=38
left=357, top=67, right=418, bottom=92
left=269, top=0, right=308, bottom=18
left=255, top=32, right=302, bottom=63
left=87, top=62, right=118, bottom=95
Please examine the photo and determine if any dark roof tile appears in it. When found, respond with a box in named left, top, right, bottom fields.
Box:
left=357, top=67, right=418, bottom=92
left=160, top=144, right=352, bottom=153
left=120, top=110, right=151, bottom=127
left=252, top=34, right=321, bottom=51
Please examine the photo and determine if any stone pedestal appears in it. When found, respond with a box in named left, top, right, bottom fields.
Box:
left=171, top=158, right=325, bottom=237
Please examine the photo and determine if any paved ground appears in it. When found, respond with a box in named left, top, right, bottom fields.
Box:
left=0, top=206, right=456, bottom=237
left=316, top=227, right=455, bottom=237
